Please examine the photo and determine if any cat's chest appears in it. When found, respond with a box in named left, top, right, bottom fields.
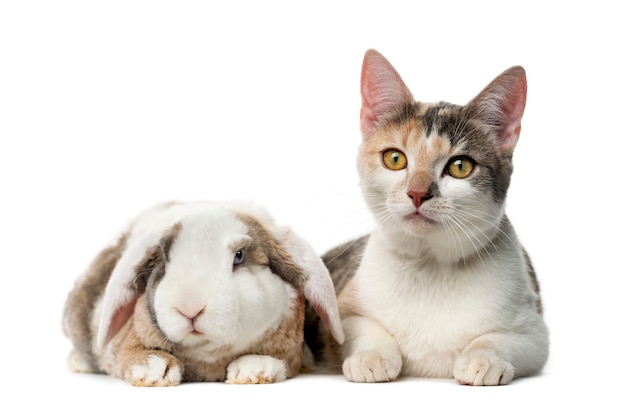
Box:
left=354, top=233, right=506, bottom=351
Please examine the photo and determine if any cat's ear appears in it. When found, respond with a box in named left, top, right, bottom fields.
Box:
left=466, top=66, right=527, bottom=154
left=360, top=49, right=414, bottom=138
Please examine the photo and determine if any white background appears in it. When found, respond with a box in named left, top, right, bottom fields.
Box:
left=1, top=1, right=624, bottom=401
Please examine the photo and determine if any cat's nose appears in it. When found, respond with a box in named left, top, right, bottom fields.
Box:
left=407, top=191, right=432, bottom=210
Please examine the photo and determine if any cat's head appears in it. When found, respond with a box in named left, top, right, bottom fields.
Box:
left=358, top=49, right=526, bottom=260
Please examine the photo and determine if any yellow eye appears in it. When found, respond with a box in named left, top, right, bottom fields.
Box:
left=382, top=149, right=407, bottom=171
left=446, top=156, right=475, bottom=179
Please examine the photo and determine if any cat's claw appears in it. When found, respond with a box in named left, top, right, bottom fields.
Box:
left=453, top=350, right=514, bottom=386
left=342, top=351, right=402, bottom=383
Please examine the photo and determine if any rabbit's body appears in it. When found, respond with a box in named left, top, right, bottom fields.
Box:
left=63, top=200, right=343, bottom=386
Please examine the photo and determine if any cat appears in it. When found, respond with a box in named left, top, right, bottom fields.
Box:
left=304, top=49, right=549, bottom=386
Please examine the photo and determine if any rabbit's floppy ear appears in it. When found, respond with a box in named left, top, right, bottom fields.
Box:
left=96, top=230, right=169, bottom=347
left=270, top=227, right=345, bottom=345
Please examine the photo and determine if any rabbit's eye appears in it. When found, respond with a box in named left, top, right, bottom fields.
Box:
left=233, top=249, right=245, bottom=266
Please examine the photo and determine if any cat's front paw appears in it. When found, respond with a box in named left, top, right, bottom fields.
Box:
left=225, top=354, right=287, bottom=384
left=453, top=350, right=514, bottom=386
left=342, top=351, right=402, bottom=382
left=126, top=353, right=183, bottom=387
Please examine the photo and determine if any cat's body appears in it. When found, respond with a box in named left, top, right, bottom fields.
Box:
left=304, top=50, right=549, bottom=385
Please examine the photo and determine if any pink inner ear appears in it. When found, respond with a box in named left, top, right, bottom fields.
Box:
left=304, top=283, right=345, bottom=345
left=95, top=230, right=163, bottom=348
left=499, top=74, right=527, bottom=153
left=100, top=297, right=137, bottom=346
left=360, top=49, right=413, bottom=138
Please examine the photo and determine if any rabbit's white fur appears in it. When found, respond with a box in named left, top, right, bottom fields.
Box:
left=63, top=200, right=343, bottom=386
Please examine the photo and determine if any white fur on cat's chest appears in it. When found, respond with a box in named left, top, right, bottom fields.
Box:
left=354, top=230, right=511, bottom=377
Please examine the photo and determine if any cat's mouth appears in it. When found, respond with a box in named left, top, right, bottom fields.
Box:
left=405, top=211, right=437, bottom=225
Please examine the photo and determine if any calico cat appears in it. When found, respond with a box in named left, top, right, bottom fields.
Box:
left=304, top=49, right=549, bottom=385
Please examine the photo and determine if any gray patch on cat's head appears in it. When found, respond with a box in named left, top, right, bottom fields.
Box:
left=460, top=107, right=514, bottom=203
left=421, top=102, right=514, bottom=203
left=421, top=102, right=465, bottom=141
left=427, top=182, right=441, bottom=199
left=382, top=102, right=421, bottom=128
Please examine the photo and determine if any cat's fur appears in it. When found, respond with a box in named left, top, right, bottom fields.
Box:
left=304, top=50, right=549, bottom=385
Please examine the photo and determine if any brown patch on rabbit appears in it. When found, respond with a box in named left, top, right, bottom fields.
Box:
left=63, top=231, right=129, bottom=373
left=235, top=213, right=308, bottom=375
left=247, top=293, right=306, bottom=378
left=237, top=213, right=305, bottom=289
left=180, top=294, right=306, bottom=382
left=99, top=294, right=183, bottom=385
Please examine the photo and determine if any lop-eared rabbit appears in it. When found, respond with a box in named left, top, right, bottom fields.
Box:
left=63, top=200, right=344, bottom=386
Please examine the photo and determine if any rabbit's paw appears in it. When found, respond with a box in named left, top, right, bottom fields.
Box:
left=225, top=355, right=287, bottom=384
left=67, top=349, right=94, bottom=373
left=127, top=354, right=183, bottom=387
left=342, top=351, right=401, bottom=382
left=453, top=350, right=514, bottom=386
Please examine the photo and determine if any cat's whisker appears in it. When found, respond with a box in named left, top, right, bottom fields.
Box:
left=362, top=201, right=393, bottom=223
left=323, top=234, right=369, bottom=265
left=444, top=213, right=493, bottom=270
left=441, top=217, right=465, bottom=266
left=442, top=214, right=472, bottom=268
left=374, top=210, right=395, bottom=228
left=450, top=210, right=515, bottom=274
left=459, top=215, right=519, bottom=271
left=459, top=215, right=500, bottom=264
left=454, top=204, right=506, bottom=222
left=455, top=206, right=518, bottom=249
left=335, top=208, right=375, bottom=229
left=323, top=207, right=388, bottom=265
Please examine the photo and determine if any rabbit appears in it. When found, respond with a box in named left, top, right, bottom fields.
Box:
left=62, top=200, right=345, bottom=386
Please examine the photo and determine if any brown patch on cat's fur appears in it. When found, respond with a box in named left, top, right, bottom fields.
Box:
left=63, top=231, right=129, bottom=373
left=361, top=110, right=453, bottom=189
left=336, top=279, right=365, bottom=319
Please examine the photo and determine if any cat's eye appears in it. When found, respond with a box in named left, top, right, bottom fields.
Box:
left=382, top=149, right=407, bottom=171
left=233, top=249, right=245, bottom=266
left=446, top=156, right=475, bottom=179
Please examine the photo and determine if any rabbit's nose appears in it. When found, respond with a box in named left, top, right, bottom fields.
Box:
left=177, top=307, right=206, bottom=333
left=177, top=307, right=205, bottom=320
